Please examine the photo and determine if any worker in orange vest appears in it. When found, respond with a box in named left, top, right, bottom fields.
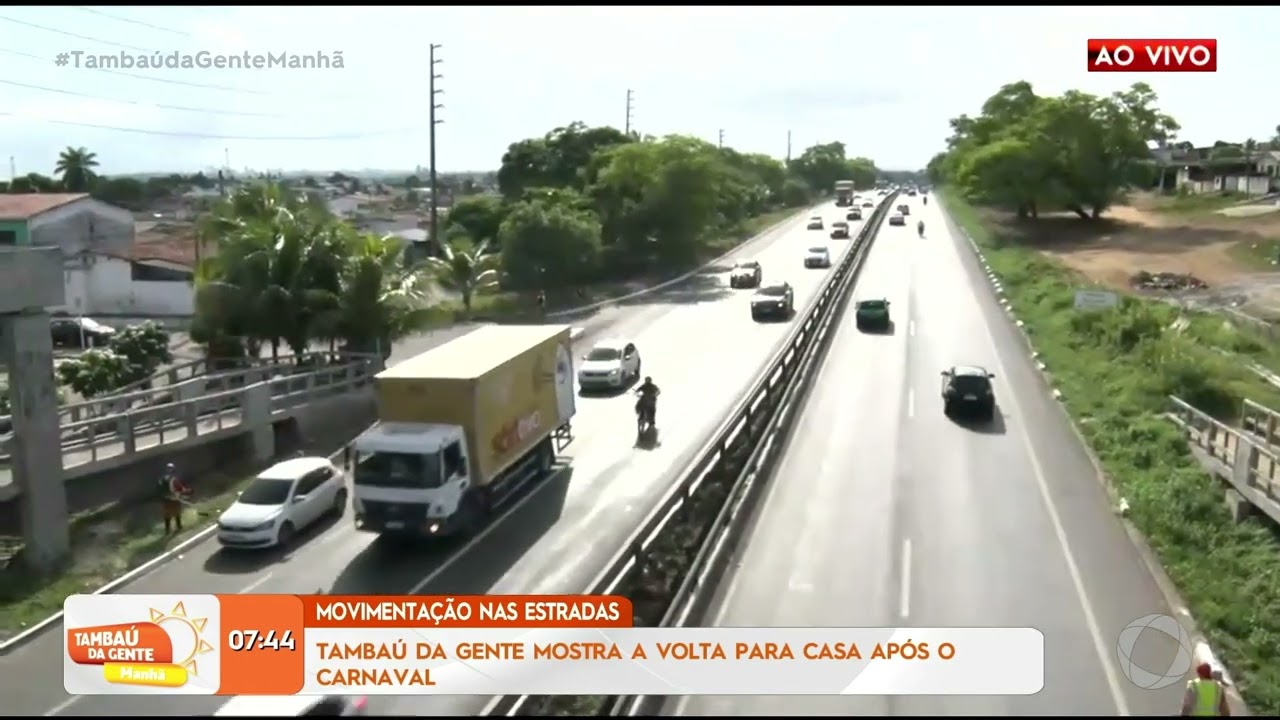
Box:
left=158, top=462, right=192, bottom=534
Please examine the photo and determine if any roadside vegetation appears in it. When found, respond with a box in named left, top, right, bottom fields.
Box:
left=0, top=125, right=881, bottom=637
left=931, top=79, right=1280, bottom=712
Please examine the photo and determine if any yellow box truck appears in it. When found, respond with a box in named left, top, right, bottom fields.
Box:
left=346, top=324, right=577, bottom=538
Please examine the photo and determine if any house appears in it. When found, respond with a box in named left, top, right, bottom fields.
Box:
left=1151, top=147, right=1280, bottom=195
left=0, top=194, right=194, bottom=317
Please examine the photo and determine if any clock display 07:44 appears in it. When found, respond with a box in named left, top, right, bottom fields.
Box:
left=227, top=629, right=296, bottom=652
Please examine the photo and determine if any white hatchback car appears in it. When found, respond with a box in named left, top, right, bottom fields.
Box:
left=804, top=246, right=832, bottom=268
left=217, top=457, right=348, bottom=549
left=577, top=338, right=642, bottom=390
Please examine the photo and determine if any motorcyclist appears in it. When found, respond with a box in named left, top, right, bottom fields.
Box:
left=634, top=376, right=660, bottom=428
left=923, top=196, right=927, bottom=205
left=917, top=220, right=925, bottom=237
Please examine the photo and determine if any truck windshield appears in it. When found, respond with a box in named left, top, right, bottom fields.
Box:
left=353, top=451, right=442, bottom=489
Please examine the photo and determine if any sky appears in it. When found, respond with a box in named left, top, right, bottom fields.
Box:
left=3, top=6, right=1277, bottom=177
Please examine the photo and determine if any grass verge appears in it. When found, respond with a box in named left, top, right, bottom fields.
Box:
left=0, top=467, right=255, bottom=638
left=0, top=204, right=806, bottom=642
left=940, top=188, right=1280, bottom=713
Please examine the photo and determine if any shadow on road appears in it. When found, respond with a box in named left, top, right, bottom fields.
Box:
left=618, top=273, right=731, bottom=307
left=328, top=465, right=574, bottom=595
left=202, top=509, right=346, bottom=575
left=951, top=407, right=1008, bottom=435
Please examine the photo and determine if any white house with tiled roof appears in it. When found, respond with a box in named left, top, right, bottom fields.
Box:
left=0, top=193, right=193, bottom=316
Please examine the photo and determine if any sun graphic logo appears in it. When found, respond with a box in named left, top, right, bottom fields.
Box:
left=149, top=601, right=216, bottom=677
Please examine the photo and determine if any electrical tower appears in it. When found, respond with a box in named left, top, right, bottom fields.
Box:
left=429, top=44, right=445, bottom=256
left=625, top=89, right=635, bottom=136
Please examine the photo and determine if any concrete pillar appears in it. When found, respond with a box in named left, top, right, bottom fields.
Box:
left=1, top=312, right=70, bottom=568
left=242, top=382, right=275, bottom=463
left=0, top=246, right=68, bottom=571
left=1231, top=436, right=1256, bottom=489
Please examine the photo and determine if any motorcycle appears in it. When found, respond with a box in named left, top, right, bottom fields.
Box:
left=634, top=391, right=658, bottom=438
left=923, top=196, right=928, bottom=206
left=917, top=222, right=925, bottom=238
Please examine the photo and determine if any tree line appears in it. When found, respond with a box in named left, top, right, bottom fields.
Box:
left=190, top=122, right=879, bottom=363
left=926, top=81, right=1184, bottom=219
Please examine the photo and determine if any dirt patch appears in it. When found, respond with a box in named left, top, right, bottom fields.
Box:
left=982, top=199, right=1280, bottom=318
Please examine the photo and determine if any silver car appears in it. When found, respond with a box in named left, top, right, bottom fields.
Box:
left=804, top=246, right=831, bottom=268
left=577, top=339, right=642, bottom=390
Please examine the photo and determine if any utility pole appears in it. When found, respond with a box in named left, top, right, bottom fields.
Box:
left=718, top=129, right=724, bottom=149
left=625, top=89, right=635, bottom=136
left=429, top=44, right=444, bottom=257
left=786, top=131, right=792, bottom=164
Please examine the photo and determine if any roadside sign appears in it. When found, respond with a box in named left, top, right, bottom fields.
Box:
left=1074, top=289, right=1118, bottom=311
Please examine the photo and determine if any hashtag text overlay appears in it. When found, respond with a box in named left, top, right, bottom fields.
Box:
left=55, top=50, right=345, bottom=72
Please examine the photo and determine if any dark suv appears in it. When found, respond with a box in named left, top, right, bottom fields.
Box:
left=750, top=282, right=794, bottom=321
left=941, top=365, right=996, bottom=421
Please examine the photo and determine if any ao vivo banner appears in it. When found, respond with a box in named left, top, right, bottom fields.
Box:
left=1087, top=39, right=1217, bottom=72
left=63, top=594, right=1044, bottom=696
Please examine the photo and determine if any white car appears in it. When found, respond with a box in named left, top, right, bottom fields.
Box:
left=577, top=339, right=642, bottom=390
left=804, top=246, right=832, bottom=268
left=217, top=457, right=348, bottom=549
left=806, top=216, right=824, bottom=230
left=216, top=694, right=368, bottom=716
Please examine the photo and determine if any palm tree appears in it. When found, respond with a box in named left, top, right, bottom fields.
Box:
left=420, top=234, right=501, bottom=317
left=55, top=147, right=99, bottom=192
left=337, top=234, right=436, bottom=358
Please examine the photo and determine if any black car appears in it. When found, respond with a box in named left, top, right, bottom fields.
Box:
left=861, top=201, right=874, bottom=208
left=50, top=315, right=115, bottom=349
left=846, top=208, right=862, bottom=221
left=897, top=204, right=911, bottom=216
left=751, top=282, right=794, bottom=321
left=941, top=365, right=996, bottom=421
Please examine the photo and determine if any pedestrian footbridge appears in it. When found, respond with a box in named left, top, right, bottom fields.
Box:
left=0, top=351, right=382, bottom=501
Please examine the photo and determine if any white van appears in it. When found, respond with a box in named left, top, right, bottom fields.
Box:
left=215, top=695, right=367, bottom=716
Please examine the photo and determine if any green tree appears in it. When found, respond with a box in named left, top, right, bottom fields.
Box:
left=107, top=322, right=173, bottom=385
left=444, top=195, right=510, bottom=245
left=56, top=349, right=132, bottom=399
left=498, top=199, right=603, bottom=289
left=93, top=177, right=146, bottom=208
left=55, top=146, right=99, bottom=192
left=420, top=236, right=500, bottom=315
left=497, top=122, right=633, bottom=200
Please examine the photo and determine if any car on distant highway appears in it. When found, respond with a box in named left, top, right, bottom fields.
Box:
left=907, top=189, right=918, bottom=197
left=804, top=246, right=832, bottom=268
left=829, top=221, right=850, bottom=239
left=729, top=260, right=763, bottom=288
left=750, top=282, right=794, bottom=321
left=897, top=204, right=911, bottom=216
left=806, top=216, right=824, bottom=230
left=577, top=338, right=642, bottom=390
left=217, top=457, right=348, bottom=549
left=854, top=299, right=891, bottom=331
left=941, top=365, right=997, bottom=421
left=888, top=213, right=906, bottom=226
left=846, top=208, right=862, bottom=221
left=216, top=694, right=369, bottom=716
left=862, top=200, right=874, bottom=208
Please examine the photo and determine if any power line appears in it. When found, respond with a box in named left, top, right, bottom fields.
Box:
left=0, top=112, right=421, bottom=141
left=72, top=7, right=191, bottom=37
left=0, top=47, right=267, bottom=95
left=0, top=78, right=285, bottom=118
left=0, top=14, right=154, bottom=53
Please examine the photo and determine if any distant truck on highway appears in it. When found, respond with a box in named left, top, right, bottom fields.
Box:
left=345, top=324, right=577, bottom=538
left=835, top=180, right=856, bottom=207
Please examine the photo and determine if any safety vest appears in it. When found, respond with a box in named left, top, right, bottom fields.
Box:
left=1188, top=678, right=1222, bottom=716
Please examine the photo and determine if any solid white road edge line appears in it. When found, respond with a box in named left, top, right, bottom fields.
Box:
left=898, top=538, right=912, bottom=619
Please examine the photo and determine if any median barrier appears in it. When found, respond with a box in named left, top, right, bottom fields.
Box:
left=482, top=191, right=899, bottom=717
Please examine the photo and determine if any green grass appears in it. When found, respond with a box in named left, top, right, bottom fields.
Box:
left=1143, top=191, right=1247, bottom=216
left=1227, top=236, right=1280, bottom=273
left=940, top=188, right=1280, bottom=713
left=0, top=468, right=258, bottom=637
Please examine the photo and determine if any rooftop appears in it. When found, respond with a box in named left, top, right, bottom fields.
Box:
left=0, top=193, right=89, bottom=221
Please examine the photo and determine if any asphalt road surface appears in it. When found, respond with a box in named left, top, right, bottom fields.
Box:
left=670, top=195, right=1188, bottom=716
left=13, top=197, right=889, bottom=716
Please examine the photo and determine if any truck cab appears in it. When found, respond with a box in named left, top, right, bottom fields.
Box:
left=348, top=423, right=474, bottom=536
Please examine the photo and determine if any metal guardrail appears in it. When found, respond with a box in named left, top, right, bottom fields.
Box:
left=1222, top=307, right=1279, bottom=342
left=1166, top=396, right=1280, bottom=526
left=484, top=191, right=899, bottom=717
left=0, top=353, right=381, bottom=469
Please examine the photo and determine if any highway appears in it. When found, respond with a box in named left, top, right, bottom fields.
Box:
left=9, top=197, right=889, bottom=716
left=670, top=195, right=1189, bottom=716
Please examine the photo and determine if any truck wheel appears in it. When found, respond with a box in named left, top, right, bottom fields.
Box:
left=538, top=440, right=554, bottom=476
left=459, top=493, right=485, bottom=536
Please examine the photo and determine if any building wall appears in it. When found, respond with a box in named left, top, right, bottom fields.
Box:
left=84, top=258, right=193, bottom=315
left=28, top=199, right=134, bottom=257
left=0, top=219, right=29, bottom=246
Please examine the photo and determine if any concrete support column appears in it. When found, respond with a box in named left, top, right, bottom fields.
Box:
left=1, top=312, right=69, bottom=568
left=0, top=246, right=68, bottom=571
left=242, top=382, right=275, bottom=463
